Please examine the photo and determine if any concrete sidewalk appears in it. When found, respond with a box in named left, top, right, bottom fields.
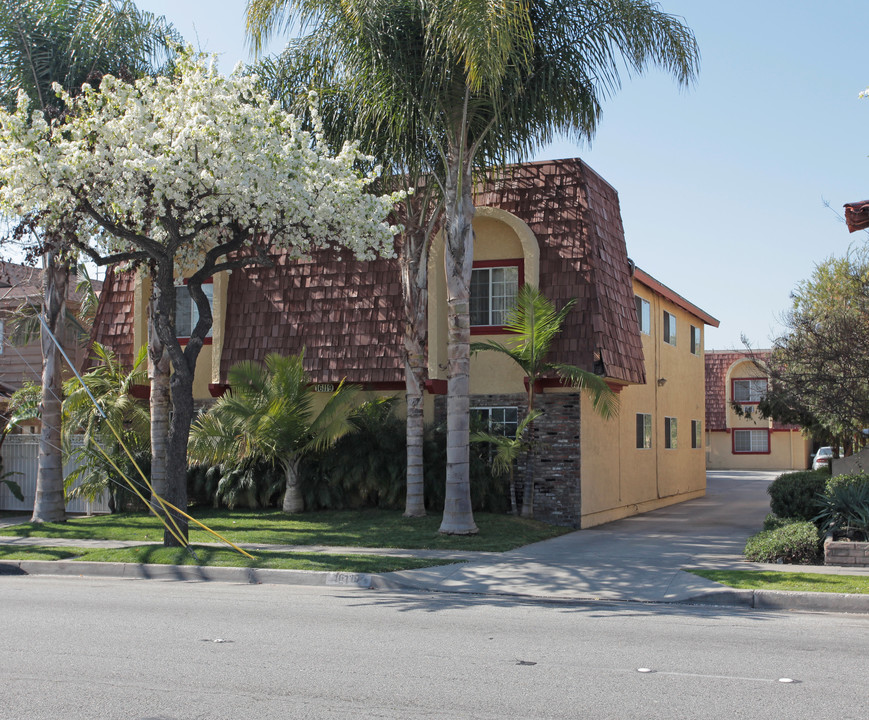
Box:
left=3, top=471, right=869, bottom=613
left=374, top=471, right=869, bottom=613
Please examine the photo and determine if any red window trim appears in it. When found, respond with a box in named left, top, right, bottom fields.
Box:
left=470, top=258, right=524, bottom=336
left=177, top=277, right=214, bottom=344
left=730, top=376, right=768, bottom=406
left=731, top=428, right=771, bottom=455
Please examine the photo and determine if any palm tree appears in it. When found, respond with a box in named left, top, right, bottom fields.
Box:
left=470, top=410, right=541, bottom=516
left=188, top=352, right=361, bottom=513
left=0, top=0, right=180, bottom=523
left=246, top=0, right=698, bottom=533
left=62, top=343, right=151, bottom=512
left=252, top=36, right=443, bottom=519
left=472, top=285, right=618, bottom=517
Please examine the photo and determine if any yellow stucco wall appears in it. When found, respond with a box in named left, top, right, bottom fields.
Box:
left=579, top=277, right=707, bottom=527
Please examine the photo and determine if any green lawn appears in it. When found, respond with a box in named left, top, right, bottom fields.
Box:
left=0, top=543, right=456, bottom=573
left=688, top=569, right=869, bottom=594
left=1, top=508, right=569, bottom=552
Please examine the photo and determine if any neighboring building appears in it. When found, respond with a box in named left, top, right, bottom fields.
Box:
left=705, top=350, right=811, bottom=471
left=0, top=262, right=97, bottom=434
left=91, top=158, right=719, bottom=528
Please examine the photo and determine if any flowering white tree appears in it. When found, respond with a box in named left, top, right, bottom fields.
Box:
left=0, top=51, right=402, bottom=545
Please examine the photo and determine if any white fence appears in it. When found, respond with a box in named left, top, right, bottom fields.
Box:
left=0, top=435, right=110, bottom=514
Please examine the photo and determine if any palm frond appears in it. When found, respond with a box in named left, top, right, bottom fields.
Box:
left=552, top=363, right=619, bottom=419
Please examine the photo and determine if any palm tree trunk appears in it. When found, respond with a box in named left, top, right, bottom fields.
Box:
left=439, top=148, right=478, bottom=535
left=32, top=248, right=68, bottom=523
left=281, top=457, right=304, bottom=513
left=148, top=294, right=171, bottom=506
left=508, top=465, right=518, bottom=516
left=401, top=229, right=428, bottom=517
left=404, top=361, right=426, bottom=516
left=521, top=384, right=537, bottom=518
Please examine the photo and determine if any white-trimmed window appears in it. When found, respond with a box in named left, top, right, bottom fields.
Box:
left=175, top=282, right=214, bottom=340
left=664, top=416, right=677, bottom=449
left=690, top=325, right=701, bottom=355
left=636, top=413, right=652, bottom=449
left=635, top=296, right=651, bottom=335
left=472, top=406, right=519, bottom=437
left=663, top=311, right=676, bottom=346
left=692, top=419, right=702, bottom=449
left=732, top=378, right=767, bottom=404
left=733, top=428, right=769, bottom=454
left=470, top=262, right=520, bottom=328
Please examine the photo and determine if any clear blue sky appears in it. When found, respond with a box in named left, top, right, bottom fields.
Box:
left=137, top=0, right=869, bottom=350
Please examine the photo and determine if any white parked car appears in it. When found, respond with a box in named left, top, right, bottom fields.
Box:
left=811, top=446, right=834, bottom=470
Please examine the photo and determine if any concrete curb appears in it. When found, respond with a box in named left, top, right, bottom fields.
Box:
left=0, top=560, right=373, bottom=589
left=684, top=587, right=869, bottom=614
left=4, top=559, right=869, bottom=615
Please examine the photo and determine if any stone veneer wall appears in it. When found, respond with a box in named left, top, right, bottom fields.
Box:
left=433, top=392, right=583, bottom=527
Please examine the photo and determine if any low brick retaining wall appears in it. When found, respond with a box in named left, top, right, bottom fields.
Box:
left=824, top=535, right=869, bottom=567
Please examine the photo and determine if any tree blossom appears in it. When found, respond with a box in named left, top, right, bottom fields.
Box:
left=0, top=52, right=402, bottom=270
left=0, top=50, right=403, bottom=546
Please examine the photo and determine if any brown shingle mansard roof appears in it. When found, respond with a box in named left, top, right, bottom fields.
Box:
left=476, top=158, right=646, bottom=384
left=92, top=158, right=651, bottom=386
left=221, top=248, right=405, bottom=385
left=88, top=265, right=136, bottom=369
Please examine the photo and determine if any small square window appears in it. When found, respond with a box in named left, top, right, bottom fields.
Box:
left=690, top=325, right=701, bottom=355
left=471, top=406, right=519, bottom=437
left=470, top=264, right=520, bottom=327
left=664, top=416, right=677, bottom=449
left=663, top=311, right=676, bottom=346
left=635, top=296, right=650, bottom=335
left=732, top=378, right=767, bottom=404
left=636, top=413, right=652, bottom=449
left=692, top=419, right=702, bottom=449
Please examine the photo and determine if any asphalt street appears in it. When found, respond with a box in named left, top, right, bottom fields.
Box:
left=2, top=577, right=867, bottom=720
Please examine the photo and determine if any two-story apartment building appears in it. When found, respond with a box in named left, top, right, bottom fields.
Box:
left=705, top=350, right=810, bottom=470
left=91, top=158, right=719, bottom=527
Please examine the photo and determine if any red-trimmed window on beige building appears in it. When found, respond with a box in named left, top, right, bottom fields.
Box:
left=732, top=378, right=767, bottom=405
left=175, top=279, right=213, bottom=343
left=470, top=259, right=523, bottom=334
left=733, top=428, right=769, bottom=454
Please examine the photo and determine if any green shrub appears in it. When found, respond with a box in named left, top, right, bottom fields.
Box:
left=762, top=513, right=800, bottom=531
left=814, top=473, right=869, bottom=541
left=301, top=399, right=407, bottom=511
left=766, top=470, right=828, bottom=521
left=744, top=521, right=822, bottom=564
left=190, top=398, right=510, bottom=514
left=187, top=461, right=284, bottom=510
left=423, top=420, right=508, bottom=514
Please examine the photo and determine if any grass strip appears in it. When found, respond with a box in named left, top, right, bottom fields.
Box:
left=688, top=569, right=869, bottom=594
left=1, top=508, right=568, bottom=552
left=0, top=545, right=82, bottom=561
left=0, top=543, right=456, bottom=573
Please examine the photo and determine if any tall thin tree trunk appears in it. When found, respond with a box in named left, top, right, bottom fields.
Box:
left=32, top=248, right=69, bottom=523
left=439, top=151, right=478, bottom=535
left=401, top=225, right=429, bottom=517
left=521, top=386, right=537, bottom=518
left=162, top=363, right=192, bottom=546
left=148, top=293, right=171, bottom=507
left=281, top=457, right=303, bottom=513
